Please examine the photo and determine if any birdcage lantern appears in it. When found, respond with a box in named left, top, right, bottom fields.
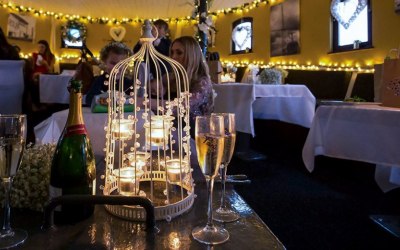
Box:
left=102, top=20, right=194, bottom=221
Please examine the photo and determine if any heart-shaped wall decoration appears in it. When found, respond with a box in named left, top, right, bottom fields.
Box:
left=330, top=0, right=367, bottom=29
left=231, top=24, right=252, bottom=50
left=109, top=26, right=126, bottom=42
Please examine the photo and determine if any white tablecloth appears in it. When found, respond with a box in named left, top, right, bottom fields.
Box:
left=34, top=108, right=147, bottom=157
left=39, top=74, right=72, bottom=104
left=213, top=83, right=316, bottom=136
left=302, top=104, right=400, bottom=192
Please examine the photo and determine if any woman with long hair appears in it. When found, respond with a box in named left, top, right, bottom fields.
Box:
left=32, top=40, right=55, bottom=79
left=151, top=36, right=214, bottom=138
left=170, top=36, right=214, bottom=121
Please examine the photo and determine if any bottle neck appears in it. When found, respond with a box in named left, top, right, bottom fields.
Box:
left=67, top=91, right=84, bottom=126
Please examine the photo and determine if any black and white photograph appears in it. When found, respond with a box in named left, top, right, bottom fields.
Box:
left=7, top=13, right=35, bottom=41
left=270, top=0, right=300, bottom=57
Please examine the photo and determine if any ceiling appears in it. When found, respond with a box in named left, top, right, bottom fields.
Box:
left=10, top=0, right=256, bottom=20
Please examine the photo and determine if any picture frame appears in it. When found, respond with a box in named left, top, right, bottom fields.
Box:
left=7, top=13, right=36, bottom=42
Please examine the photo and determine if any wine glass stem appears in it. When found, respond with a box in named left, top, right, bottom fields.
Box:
left=219, top=164, right=227, bottom=209
left=206, top=178, right=215, bottom=227
left=1, top=178, right=12, bottom=235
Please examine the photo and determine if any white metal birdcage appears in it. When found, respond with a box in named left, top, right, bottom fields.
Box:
left=102, top=20, right=194, bottom=221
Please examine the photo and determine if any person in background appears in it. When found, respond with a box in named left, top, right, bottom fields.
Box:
left=28, top=40, right=55, bottom=111
left=133, top=19, right=171, bottom=56
left=0, top=27, right=20, bottom=60
left=133, top=19, right=171, bottom=77
left=85, top=41, right=132, bottom=106
left=31, top=40, right=55, bottom=79
left=151, top=36, right=214, bottom=138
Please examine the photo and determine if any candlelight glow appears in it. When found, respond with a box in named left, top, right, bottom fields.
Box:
left=111, top=119, right=134, bottom=140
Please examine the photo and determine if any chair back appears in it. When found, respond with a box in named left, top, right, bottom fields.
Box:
left=0, top=60, right=25, bottom=114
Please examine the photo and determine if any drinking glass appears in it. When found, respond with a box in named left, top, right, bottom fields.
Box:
left=213, top=113, right=240, bottom=223
left=0, top=114, right=27, bottom=249
left=192, top=115, right=229, bottom=245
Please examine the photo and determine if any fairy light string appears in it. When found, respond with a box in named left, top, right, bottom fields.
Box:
left=3, top=0, right=374, bottom=71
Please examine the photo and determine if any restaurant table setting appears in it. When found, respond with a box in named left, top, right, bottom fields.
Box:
left=213, top=83, right=316, bottom=136
left=302, top=103, right=400, bottom=192
left=25, top=21, right=286, bottom=248
left=4, top=111, right=285, bottom=249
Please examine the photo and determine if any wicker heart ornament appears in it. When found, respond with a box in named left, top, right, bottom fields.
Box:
left=109, top=26, right=126, bottom=42
left=330, top=0, right=367, bottom=29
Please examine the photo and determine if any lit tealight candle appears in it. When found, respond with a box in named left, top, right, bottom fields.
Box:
left=113, top=167, right=144, bottom=196
left=111, top=119, right=134, bottom=140
left=164, top=159, right=189, bottom=184
left=144, top=115, right=174, bottom=147
left=126, top=151, right=150, bottom=171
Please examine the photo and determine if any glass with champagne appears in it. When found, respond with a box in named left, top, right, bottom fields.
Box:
left=213, top=113, right=240, bottom=222
left=192, top=115, right=229, bottom=245
left=0, top=114, right=27, bottom=248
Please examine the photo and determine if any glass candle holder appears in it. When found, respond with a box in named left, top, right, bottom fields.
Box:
left=164, top=159, right=189, bottom=184
left=111, top=119, right=134, bottom=140
left=126, top=151, right=150, bottom=171
left=144, top=115, right=174, bottom=147
left=113, top=167, right=144, bottom=196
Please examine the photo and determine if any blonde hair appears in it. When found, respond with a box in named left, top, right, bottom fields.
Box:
left=170, top=36, right=209, bottom=87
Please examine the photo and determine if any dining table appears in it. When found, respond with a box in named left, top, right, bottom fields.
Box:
left=7, top=160, right=285, bottom=249
left=213, top=83, right=316, bottom=136
left=302, top=103, right=400, bottom=192
left=34, top=107, right=147, bottom=158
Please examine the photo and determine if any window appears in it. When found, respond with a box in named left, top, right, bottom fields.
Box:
left=231, top=17, right=253, bottom=54
left=331, top=0, right=372, bottom=53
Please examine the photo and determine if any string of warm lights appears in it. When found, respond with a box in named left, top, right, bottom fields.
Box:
left=18, top=52, right=100, bottom=62
left=18, top=50, right=376, bottom=72
left=0, top=1, right=192, bottom=24
left=0, top=0, right=272, bottom=24
left=6, top=0, right=373, bottom=72
left=221, top=60, right=375, bottom=73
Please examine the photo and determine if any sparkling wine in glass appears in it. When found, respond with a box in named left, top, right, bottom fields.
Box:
left=192, top=115, right=229, bottom=245
left=0, top=114, right=28, bottom=249
left=213, top=113, right=240, bottom=223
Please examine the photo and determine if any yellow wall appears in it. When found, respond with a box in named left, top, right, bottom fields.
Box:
left=1, top=0, right=399, bottom=70
left=210, top=0, right=400, bottom=68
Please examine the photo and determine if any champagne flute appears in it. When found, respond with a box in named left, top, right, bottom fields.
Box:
left=213, top=113, right=240, bottom=223
left=0, top=114, right=28, bottom=249
left=192, top=115, right=229, bottom=245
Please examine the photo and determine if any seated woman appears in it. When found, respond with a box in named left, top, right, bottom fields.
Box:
left=151, top=36, right=214, bottom=138
left=29, top=40, right=55, bottom=110
left=31, top=40, right=55, bottom=79
left=85, top=42, right=133, bottom=106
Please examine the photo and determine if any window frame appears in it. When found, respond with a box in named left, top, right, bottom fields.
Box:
left=331, top=0, right=372, bottom=53
left=231, top=17, right=253, bottom=55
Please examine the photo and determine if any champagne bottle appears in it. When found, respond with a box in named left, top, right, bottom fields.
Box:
left=49, top=80, right=96, bottom=224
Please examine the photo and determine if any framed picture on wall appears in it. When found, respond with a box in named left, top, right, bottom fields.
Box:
left=395, top=0, right=400, bottom=14
left=7, top=13, right=36, bottom=42
left=270, top=0, right=300, bottom=57
left=231, top=17, right=253, bottom=54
